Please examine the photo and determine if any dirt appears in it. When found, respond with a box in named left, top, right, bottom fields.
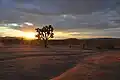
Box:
left=0, top=45, right=96, bottom=80
left=1, top=44, right=120, bottom=80
left=52, top=51, right=120, bottom=80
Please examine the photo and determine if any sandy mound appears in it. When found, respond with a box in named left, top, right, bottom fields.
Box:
left=52, top=51, right=120, bottom=80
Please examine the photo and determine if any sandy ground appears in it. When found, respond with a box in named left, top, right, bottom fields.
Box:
left=0, top=44, right=97, bottom=80
left=52, top=51, right=120, bottom=80
left=1, top=44, right=120, bottom=80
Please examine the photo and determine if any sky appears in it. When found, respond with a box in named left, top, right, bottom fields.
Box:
left=0, top=0, right=120, bottom=39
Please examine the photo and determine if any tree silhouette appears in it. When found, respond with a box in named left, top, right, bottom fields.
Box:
left=35, top=25, right=54, bottom=48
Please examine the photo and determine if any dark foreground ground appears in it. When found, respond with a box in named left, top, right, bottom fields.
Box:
left=1, top=44, right=120, bottom=80
left=52, top=51, right=120, bottom=80
left=0, top=45, right=97, bottom=80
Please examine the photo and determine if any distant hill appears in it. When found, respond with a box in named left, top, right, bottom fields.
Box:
left=0, top=37, right=120, bottom=49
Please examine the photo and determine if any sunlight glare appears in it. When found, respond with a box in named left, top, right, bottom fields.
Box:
left=22, top=32, right=37, bottom=40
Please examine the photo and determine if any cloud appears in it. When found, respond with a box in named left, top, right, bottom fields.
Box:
left=0, top=9, right=120, bottom=30
left=0, top=0, right=120, bottom=38
left=0, top=0, right=118, bottom=14
left=0, top=27, right=24, bottom=37
left=12, top=0, right=118, bottom=14
left=0, top=9, right=120, bottom=31
left=54, top=10, right=120, bottom=30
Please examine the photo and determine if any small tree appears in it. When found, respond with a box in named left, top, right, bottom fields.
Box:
left=35, top=25, right=54, bottom=48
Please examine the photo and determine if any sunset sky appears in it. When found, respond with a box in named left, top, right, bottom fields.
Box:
left=0, top=0, right=120, bottom=39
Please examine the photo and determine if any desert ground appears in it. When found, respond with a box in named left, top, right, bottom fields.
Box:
left=1, top=44, right=120, bottom=80
left=52, top=50, right=120, bottom=80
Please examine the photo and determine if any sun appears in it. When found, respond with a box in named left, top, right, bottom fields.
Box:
left=23, top=32, right=37, bottom=40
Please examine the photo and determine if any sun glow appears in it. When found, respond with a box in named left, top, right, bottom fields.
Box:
left=0, top=26, right=110, bottom=40
left=22, top=32, right=37, bottom=40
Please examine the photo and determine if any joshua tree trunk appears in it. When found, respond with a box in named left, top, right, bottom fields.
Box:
left=44, top=38, right=48, bottom=48
left=69, top=40, right=72, bottom=48
left=83, top=43, right=85, bottom=49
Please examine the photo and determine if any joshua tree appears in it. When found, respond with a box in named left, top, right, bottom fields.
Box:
left=35, top=25, right=54, bottom=48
